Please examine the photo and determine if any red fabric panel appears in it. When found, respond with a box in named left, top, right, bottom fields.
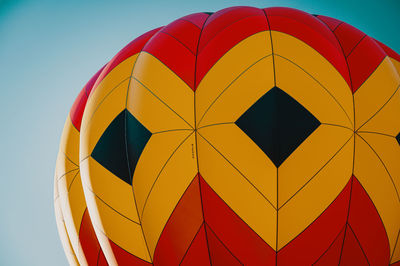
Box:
left=70, top=65, right=105, bottom=131
left=339, top=227, right=369, bottom=266
left=180, top=224, right=211, bottom=266
left=161, top=20, right=201, bottom=53
left=143, top=17, right=206, bottom=90
left=348, top=177, right=391, bottom=265
left=179, top=13, right=209, bottom=29
left=199, top=176, right=276, bottom=265
left=391, top=261, right=400, bottom=266
left=346, top=36, right=386, bottom=93
left=109, top=239, right=151, bottom=266
left=313, top=228, right=346, bottom=266
left=153, top=175, right=204, bottom=265
left=334, top=22, right=366, bottom=57
left=316, top=15, right=343, bottom=31
left=79, top=208, right=102, bottom=265
left=69, top=88, right=87, bottom=132
left=374, top=39, right=400, bottom=62
left=277, top=178, right=352, bottom=265
left=264, top=7, right=351, bottom=87
left=95, top=27, right=162, bottom=88
left=97, top=250, right=108, bottom=266
left=85, top=65, right=106, bottom=96
left=195, top=7, right=268, bottom=88
left=205, top=224, right=242, bottom=266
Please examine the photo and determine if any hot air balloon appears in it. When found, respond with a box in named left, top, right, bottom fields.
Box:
left=54, top=6, right=400, bottom=265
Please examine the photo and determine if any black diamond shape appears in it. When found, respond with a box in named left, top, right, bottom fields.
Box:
left=91, top=109, right=151, bottom=184
left=236, top=86, right=321, bottom=167
left=396, top=132, right=400, bottom=146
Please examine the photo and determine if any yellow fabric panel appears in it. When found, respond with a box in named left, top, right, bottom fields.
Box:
left=55, top=118, right=79, bottom=180
left=278, top=135, right=353, bottom=249
left=391, top=232, right=400, bottom=263
left=132, top=52, right=194, bottom=128
left=92, top=226, right=118, bottom=266
left=354, top=134, right=400, bottom=255
left=198, top=56, right=274, bottom=127
left=272, top=31, right=353, bottom=128
left=132, top=130, right=194, bottom=216
left=196, top=31, right=272, bottom=124
left=127, top=79, right=192, bottom=133
left=82, top=157, right=139, bottom=222
left=358, top=88, right=400, bottom=136
left=54, top=177, right=79, bottom=266
left=354, top=57, right=400, bottom=130
left=141, top=133, right=197, bottom=257
left=55, top=151, right=79, bottom=182
left=59, top=172, right=87, bottom=233
left=80, top=170, right=117, bottom=264
left=86, top=188, right=151, bottom=262
left=80, top=79, right=129, bottom=158
left=390, top=58, right=400, bottom=76
left=357, top=132, right=400, bottom=203
left=198, top=123, right=277, bottom=207
left=197, top=132, right=277, bottom=250
left=84, top=55, right=138, bottom=130
left=279, top=125, right=354, bottom=207
left=59, top=117, right=81, bottom=164
left=57, top=170, right=87, bottom=265
left=275, top=55, right=352, bottom=129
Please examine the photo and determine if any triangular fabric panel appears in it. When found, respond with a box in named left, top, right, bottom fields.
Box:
left=180, top=224, right=211, bottom=266
left=199, top=176, right=276, bottom=265
left=205, top=224, right=242, bottom=266
left=339, top=226, right=369, bottom=266
left=153, top=175, right=204, bottom=265
left=313, top=228, right=346, bottom=266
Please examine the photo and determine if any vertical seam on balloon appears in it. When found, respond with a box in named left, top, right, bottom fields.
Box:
left=133, top=77, right=194, bottom=129
left=123, top=28, right=163, bottom=263
left=96, top=248, right=101, bottom=266
left=262, top=8, right=278, bottom=262
left=199, top=172, right=273, bottom=245
left=197, top=131, right=277, bottom=210
left=273, top=53, right=354, bottom=128
left=311, top=224, right=346, bottom=265
left=278, top=135, right=353, bottom=210
left=139, top=131, right=195, bottom=219
left=347, top=224, right=371, bottom=264
left=81, top=76, right=131, bottom=132
left=152, top=173, right=201, bottom=264
left=193, top=12, right=213, bottom=266
left=351, top=56, right=387, bottom=93
left=197, top=14, right=262, bottom=55
left=315, top=15, right=357, bottom=265
left=356, top=133, right=400, bottom=201
left=205, top=223, right=244, bottom=265
left=390, top=230, right=400, bottom=263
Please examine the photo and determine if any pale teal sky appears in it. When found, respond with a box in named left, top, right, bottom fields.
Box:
left=0, top=0, right=398, bottom=265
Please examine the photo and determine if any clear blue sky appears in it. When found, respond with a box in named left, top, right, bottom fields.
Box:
left=0, top=0, right=398, bottom=265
